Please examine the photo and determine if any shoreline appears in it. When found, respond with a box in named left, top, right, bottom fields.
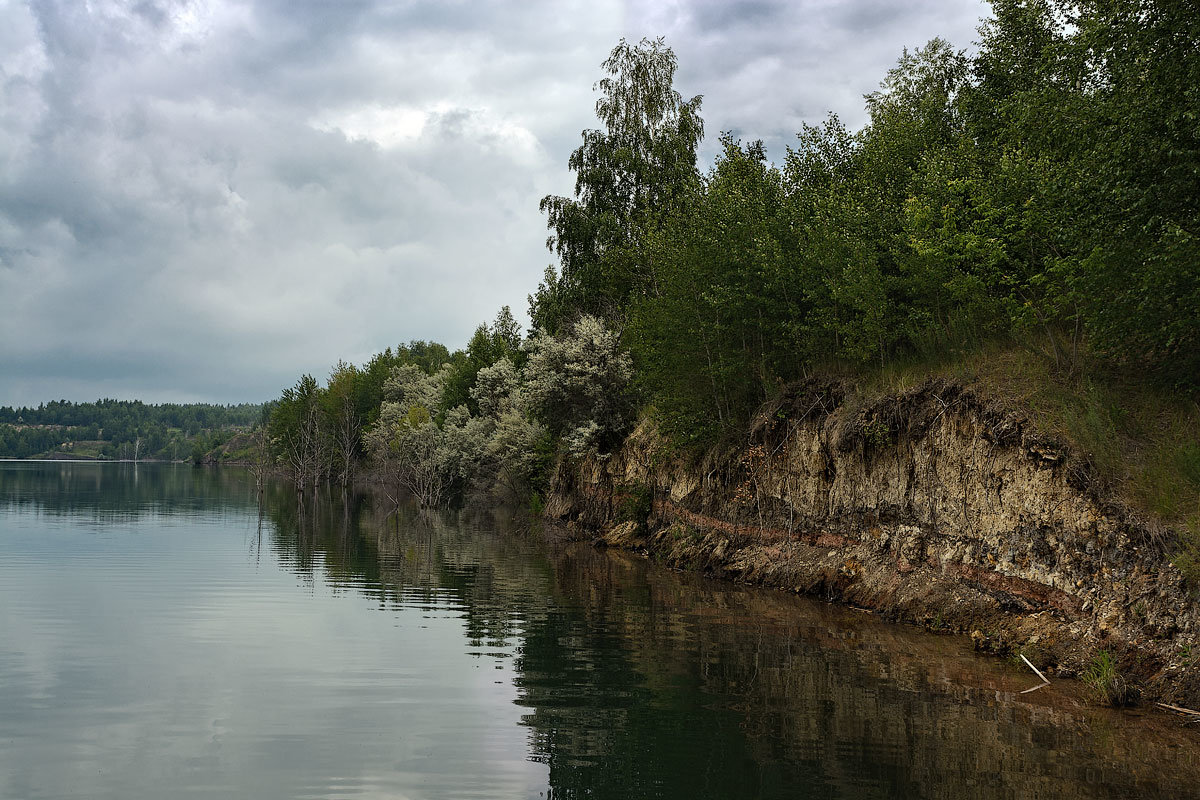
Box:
left=545, top=378, right=1200, bottom=709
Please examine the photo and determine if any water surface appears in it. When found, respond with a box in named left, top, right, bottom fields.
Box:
left=1, top=461, right=1196, bottom=799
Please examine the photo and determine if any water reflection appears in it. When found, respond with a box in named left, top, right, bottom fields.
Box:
left=524, top=546, right=1200, bottom=799
left=1, top=463, right=1197, bottom=799
left=256, top=481, right=1200, bottom=799
left=0, top=460, right=257, bottom=521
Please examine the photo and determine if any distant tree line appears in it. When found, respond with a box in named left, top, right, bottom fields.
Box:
left=0, top=399, right=265, bottom=460
left=264, top=310, right=631, bottom=506
left=266, top=0, right=1198, bottom=503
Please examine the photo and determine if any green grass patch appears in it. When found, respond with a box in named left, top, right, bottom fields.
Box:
left=1082, top=650, right=1138, bottom=706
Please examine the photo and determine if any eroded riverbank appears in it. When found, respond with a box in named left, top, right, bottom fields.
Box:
left=546, top=378, right=1200, bottom=709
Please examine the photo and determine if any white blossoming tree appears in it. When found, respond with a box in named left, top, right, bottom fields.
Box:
left=523, top=315, right=634, bottom=456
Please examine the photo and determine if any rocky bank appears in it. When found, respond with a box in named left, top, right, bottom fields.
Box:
left=545, top=378, right=1200, bottom=707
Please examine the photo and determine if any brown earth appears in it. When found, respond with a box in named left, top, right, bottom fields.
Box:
left=544, top=377, right=1200, bottom=708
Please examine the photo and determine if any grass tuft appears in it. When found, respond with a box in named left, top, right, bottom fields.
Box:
left=1082, top=650, right=1139, bottom=707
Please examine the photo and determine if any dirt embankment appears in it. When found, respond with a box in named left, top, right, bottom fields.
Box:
left=544, top=378, right=1200, bottom=707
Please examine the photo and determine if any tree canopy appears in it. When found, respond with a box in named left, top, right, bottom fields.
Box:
left=265, top=3, right=1199, bottom=502
left=533, top=36, right=704, bottom=331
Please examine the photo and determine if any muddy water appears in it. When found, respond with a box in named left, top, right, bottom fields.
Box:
left=1, top=461, right=1196, bottom=799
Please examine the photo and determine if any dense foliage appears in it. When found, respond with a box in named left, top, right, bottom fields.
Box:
left=0, top=400, right=264, bottom=460
left=263, top=2, right=1196, bottom=508
left=264, top=311, right=626, bottom=504
left=528, top=6, right=1197, bottom=443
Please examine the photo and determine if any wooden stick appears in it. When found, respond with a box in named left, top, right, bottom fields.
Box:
left=1020, top=654, right=1050, bottom=685
left=1020, top=682, right=1048, bottom=694
left=1156, top=702, right=1200, bottom=717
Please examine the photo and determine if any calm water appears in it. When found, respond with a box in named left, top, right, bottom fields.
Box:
left=1, top=462, right=1197, bottom=799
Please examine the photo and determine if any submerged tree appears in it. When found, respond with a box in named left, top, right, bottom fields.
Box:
left=324, top=361, right=363, bottom=488
left=269, top=375, right=326, bottom=493
left=365, top=363, right=492, bottom=508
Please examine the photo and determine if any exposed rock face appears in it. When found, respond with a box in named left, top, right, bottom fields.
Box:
left=545, top=378, right=1200, bottom=706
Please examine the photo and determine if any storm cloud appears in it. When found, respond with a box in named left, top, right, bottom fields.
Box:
left=0, top=0, right=989, bottom=405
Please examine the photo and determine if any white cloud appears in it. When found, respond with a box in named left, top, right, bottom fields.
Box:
left=0, top=0, right=992, bottom=406
left=311, top=104, right=429, bottom=148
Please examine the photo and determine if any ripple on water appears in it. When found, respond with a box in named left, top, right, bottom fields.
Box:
left=3, top=463, right=1200, bottom=800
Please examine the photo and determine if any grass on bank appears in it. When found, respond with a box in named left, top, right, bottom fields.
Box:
left=1082, top=649, right=1139, bottom=706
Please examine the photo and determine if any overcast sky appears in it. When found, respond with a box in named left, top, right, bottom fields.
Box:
left=0, top=0, right=990, bottom=407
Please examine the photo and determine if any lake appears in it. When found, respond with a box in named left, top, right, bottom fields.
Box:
left=1, top=461, right=1196, bottom=799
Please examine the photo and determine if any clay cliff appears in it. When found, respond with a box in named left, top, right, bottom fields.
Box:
left=545, top=378, right=1200, bottom=706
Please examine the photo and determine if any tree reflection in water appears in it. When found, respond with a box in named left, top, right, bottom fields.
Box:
left=254, top=479, right=1200, bottom=800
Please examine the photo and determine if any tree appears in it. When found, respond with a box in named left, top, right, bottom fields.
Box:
left=631, top=136, right=796, bottom=439
left=533, top=37, right=704, bottom=329
left=324, top=361, right=362, bottom=488
left=524, top=315, right=634, bottom=456
left=366, top=402, right=449, bottom=508
left=366, top=365, right=492, bottom=507
left=269, top=375, right=327, bottom=493
left=953, top=0, right=1200, bottom=381
left=441, top=306, right=525, bottom=412
left=1066, top=0, right=1200, bottom=383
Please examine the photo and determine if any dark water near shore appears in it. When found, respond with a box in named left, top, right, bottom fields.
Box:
left=1, top=461, right=1196, bottom=799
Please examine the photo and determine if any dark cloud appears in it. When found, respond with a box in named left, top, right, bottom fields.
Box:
left=0, top=0, right=990, bottom=406
left=627, top=0, right=988, bottom=160
left=688, top=0, right=786, bottom=32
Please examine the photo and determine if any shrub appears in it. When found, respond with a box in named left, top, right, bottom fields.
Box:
left=524, top=315, right=634, bottom=456
left=616, top=482, right=653, bottom=527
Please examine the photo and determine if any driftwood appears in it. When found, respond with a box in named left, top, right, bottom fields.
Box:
left=1156, top=702, right=1200, bottom=724
left=1019, top=654, right=1051, bottom=694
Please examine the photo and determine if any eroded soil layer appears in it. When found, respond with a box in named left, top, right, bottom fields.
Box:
left=545, top=378, right=1200, bottom=707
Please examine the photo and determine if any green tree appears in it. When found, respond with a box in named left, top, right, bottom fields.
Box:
left=533, top=37, right=704, bottom=330
left=269, top=375, right=327, bottom=492
left=442, top=306, right=524, bottom=412
left=1067, top=0, right=1200, bottom=383
left=324, top=361, right=363, bottom=488
left=631, top=136, right=796, bottom=439
left=946, top=0, right=1200, bottom=381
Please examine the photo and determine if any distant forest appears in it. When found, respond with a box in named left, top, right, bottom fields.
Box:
left=0, top=400, right=265, bottom=460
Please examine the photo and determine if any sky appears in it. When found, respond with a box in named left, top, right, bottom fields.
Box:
left=0, top=0, right=991, bottom=407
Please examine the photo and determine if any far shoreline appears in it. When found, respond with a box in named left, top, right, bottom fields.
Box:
left=0, top=457, right=191, bottom=464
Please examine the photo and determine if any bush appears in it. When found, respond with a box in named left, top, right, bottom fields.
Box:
left=524, top=315, right=634, bottom=456
left=616, top=482, right=653, bottom=527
